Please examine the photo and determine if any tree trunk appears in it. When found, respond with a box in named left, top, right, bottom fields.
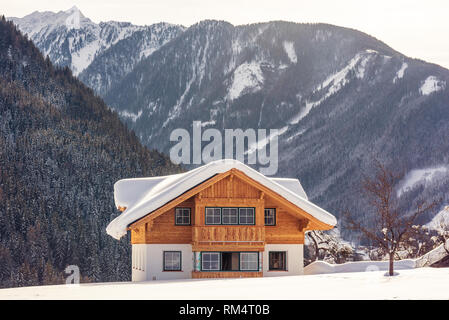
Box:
left=308, top=232, right=319, bottom=261
left=389, top=252, right=394, bottom=276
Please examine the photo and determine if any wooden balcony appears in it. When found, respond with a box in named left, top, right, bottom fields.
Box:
left=192, top=226, right=265, bottom=251
left=193, top=225, right=264, bottom=242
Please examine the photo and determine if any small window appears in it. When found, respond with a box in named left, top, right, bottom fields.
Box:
left=205, top=208, right=221, bottom=225
left=175, top=208, right=191, bottom=225
left=264, top=208, right=276, bottom=226
left=202, top=252, right=220, bottom=271
left=269, top=251, right=286, bottom=271
left=239, top=208, right=255, bottom=225
left=240, top=252, right=258, bottom=271
left=222, top=208, right=238, bottom=224
left=163, top=251, right=181, bottom=271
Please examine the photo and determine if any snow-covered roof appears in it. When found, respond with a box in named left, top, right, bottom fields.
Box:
left=269, top=177, right=308, bottom=200
left=106, top=159, right=337, bottom=240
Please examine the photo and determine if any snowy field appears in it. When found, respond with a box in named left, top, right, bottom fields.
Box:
left=0, top=267, right=448, bottom=300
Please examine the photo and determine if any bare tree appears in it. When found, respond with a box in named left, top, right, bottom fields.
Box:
left=344, top=160, right=439, bottom=276
left=306, top=231, right=323, bottom=262
left=401, top=225, right=434, bottom=259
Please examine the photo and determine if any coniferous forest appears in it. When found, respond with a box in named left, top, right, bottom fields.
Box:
left=0, top=17, right=181, bottom=288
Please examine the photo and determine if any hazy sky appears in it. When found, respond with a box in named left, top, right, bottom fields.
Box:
left=3, top=0, right=449, bottom=69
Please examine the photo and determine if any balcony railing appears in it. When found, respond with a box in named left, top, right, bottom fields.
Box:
left=192, top=225, right=265, bottom=243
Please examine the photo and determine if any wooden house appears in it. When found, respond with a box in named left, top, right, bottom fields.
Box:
left=106, top=159, right=337, bottom=281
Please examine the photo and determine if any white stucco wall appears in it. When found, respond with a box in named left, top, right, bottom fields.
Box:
left=132, top=244, right=193, bottom=281
left=262, top=244, right=303, bottom=277
left=131, top=244, right=147, bottom=281
left=132, top=243, right=303, bottom=281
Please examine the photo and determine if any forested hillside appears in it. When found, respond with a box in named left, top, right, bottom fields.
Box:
left=0, top=17, right=181, bottom=288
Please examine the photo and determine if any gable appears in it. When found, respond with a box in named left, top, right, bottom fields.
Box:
left=201, top=174, right=261, bottom=199
left=128, top=168, right=333, bottom=231
left=107, top=159, right=337, bottom=240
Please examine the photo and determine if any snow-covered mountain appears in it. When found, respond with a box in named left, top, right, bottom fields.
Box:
left=9, top=6, right=184, bottom=81
left=78, top=22, right=185, bottom=96
left=101, top=20, right=449, bottom=231
left=11, top=10, right=449, bottom=237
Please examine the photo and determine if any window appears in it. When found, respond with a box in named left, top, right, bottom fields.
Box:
left=175, top=208, right=191, bottom=225
left=240, top=252, right=259, bottom=271
left=163, top=251, right=181, bottom=271
left=269, top=251, right=286, bottom=271
left=222, top=208, right=238, bottom=224
left=205, top=208, right=221, bottom=224
left=264, top=208, right=276, bottom=226
left=201, top=252, right=220, bottom=271
left=201, top=252, right=259, bottom=271
left=205, top=207, right=255, bottom=225
left=239, top=208, right=255, bottom=225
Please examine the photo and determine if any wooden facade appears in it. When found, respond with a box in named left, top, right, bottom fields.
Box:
left=128, top=168, right=333, bottom=278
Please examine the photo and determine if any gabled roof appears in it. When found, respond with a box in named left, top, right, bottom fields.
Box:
left=106, top=159, right=337, bottom=240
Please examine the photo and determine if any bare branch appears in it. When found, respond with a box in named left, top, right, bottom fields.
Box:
left=343, top=159, right=440, bottom=276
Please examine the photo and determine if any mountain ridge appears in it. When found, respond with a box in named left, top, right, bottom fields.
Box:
left=9, top=10, right=449, bottom=240
left=9, top=7, right=185, bottom=77
left=102, top=19, right=449, bottom=235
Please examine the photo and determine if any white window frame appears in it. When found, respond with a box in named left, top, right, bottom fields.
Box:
left=240, top=252, right=259, bottom=271
left=269, top=251, right=287, bottom=271
left=175, top=207, right=191, bottom=225
left=163, top=251, right=182, bottom=271
left=238, top=208, right=255, bottom=225
left=201, top=252, right=220, bottom=271
left=222, top=207, right=238, bottom=225
left=205, top=207, right=221, bottom=225
left=264, top=208, right=276, bottom=226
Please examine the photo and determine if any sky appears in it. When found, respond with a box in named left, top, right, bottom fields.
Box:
left=2, top=0, right=449, bottom=69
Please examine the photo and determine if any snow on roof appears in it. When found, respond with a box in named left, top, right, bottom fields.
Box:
left=106, top=159, right=337, bottom=240
left=270, top=177, right=308, bottom=200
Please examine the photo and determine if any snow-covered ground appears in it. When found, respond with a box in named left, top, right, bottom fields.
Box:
left=396, top=165, right=448, bottom=197
left=426, top=206, right=449, bottom=230
left=393, top=62, right=408, bottom=83
left=419, top=76, right=446, bottom=95
left=304, top=259, right=416, bottom=275
left=0, top=267, right=448, bottom=300
left=283, top=41, right=297, bottom=64
left=227, top=62, right=265, bottom=101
